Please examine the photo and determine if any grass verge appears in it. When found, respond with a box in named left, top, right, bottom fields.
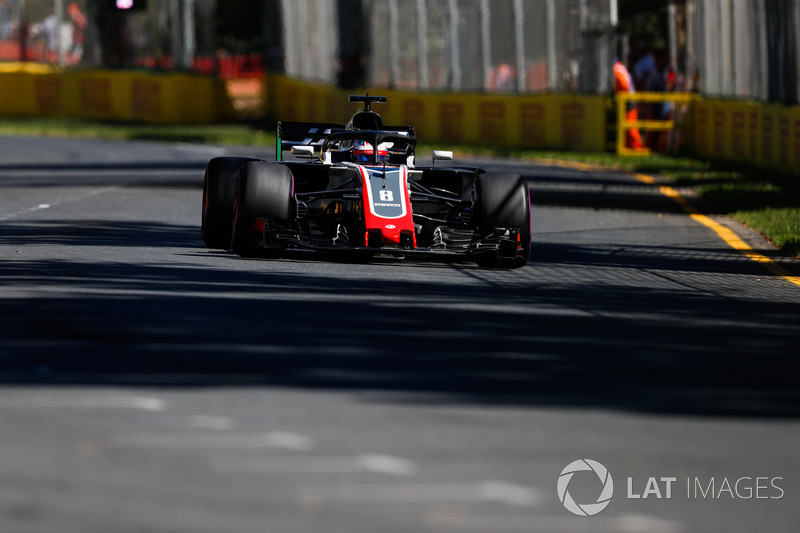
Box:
left=439, top=145, right=800, bottom=259
left=1, top=116, right=798, bottom=258
left=0, top=117, right=273, bottom=146
left=731, top=208, right=800, bottom=257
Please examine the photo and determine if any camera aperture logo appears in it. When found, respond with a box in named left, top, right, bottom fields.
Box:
left=557, top=460, right=785, bottom=517
left=557, top=459, right=614, bottom=516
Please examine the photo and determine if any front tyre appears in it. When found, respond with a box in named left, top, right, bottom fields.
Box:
left=475, top=172, right=531, bottom=269
left=202, top=157, right=261, bottom=249
left=231, top=162, right=294, bottom=258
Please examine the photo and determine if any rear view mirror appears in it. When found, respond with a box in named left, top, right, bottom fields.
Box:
left=431, top=150, right=454, bottom=166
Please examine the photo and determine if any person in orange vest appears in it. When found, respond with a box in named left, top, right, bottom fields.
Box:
left=68, top=3, right=87, bottom=58
left=614, top=59, right=644, bottom=150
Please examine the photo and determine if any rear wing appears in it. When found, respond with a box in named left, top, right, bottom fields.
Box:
left=276, top=122, right=345, bottom=161
left=276, top=121, right=416, bottom=161
left=382, top=125, right=416, bottom=137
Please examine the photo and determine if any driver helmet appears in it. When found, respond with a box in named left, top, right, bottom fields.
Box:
left=353, top=140, right=390, bottom=164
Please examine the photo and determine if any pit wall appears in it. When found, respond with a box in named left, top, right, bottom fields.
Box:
left=0, top=63, right=231, bottom=124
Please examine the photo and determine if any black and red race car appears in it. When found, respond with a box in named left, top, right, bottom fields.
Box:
left=201, top=95, right=531, bottom=268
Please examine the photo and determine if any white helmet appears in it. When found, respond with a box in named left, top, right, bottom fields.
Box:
left=353, top=140, right=390, bottom=164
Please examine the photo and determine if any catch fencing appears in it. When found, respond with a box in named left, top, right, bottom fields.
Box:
left=277, top=0, right=618, bottom=95
left=0, top=0, right=217, bottom=70
left=2, top=0, right=800, bottom=106
left=687, top=0, right=800, bottom=105
left=276, top=0, right=800, bottom=105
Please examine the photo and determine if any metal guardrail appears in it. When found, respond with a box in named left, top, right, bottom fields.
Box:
left=616, top=92, right=698, bottom=155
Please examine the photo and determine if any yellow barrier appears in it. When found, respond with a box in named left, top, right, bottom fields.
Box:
left=618, top=92, right=800, bottom=174
left=5, top=65, right=798, bottom=174
left=267, top=76, right=799, bottom=174
left=693, top=98, right=800, bottom=174
left=0, top=63, right=231, bottom=123
left=264, top=74, right=608, bottom=151
left=616, top=92, right=698, bottom=156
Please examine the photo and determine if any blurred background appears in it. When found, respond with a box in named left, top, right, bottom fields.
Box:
left=1, top=1, right=798, bottom=170
left=1, top=0, right=797, bottom=105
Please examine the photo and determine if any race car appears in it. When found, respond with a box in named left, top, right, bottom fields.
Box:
left=201, top=95, right=531, bottom=268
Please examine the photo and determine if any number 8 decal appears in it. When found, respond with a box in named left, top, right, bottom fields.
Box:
left=379, top=189, right=394, bottom=202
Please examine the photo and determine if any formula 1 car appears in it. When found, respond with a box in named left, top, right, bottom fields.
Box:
left=202, top=95, right=531, bottom=268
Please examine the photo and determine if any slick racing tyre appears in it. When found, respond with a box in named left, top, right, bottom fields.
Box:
left=202, top=157, right=261, bottom=249
left=475, top=172, right=531, bottom=269
left=231, top=162, right=294, bottom=258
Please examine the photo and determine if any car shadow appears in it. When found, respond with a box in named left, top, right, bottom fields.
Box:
left=1, top=219, right=799, bottom=419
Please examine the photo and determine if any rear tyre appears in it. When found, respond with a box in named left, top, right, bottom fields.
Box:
left=474, top=172, right=531, bottom=269
left=231, top=162, right=294, bottom=258
left=202, top=157, right=261, bottom=249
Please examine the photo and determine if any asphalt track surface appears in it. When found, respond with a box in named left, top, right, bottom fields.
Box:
left=1, top=136, right=799, bottom=533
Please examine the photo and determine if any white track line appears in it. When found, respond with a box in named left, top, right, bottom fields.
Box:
left=0, top=189, right=109, bottom=221
left=359, top=454, right=417, bottom=476
left=213, top=454, right=416, bottom=476
left=113, top=431, right=313, bottom=451
left=0, top=203, right=51, bottom=221
left=426, top=513, right=682, bottom=533
left=3, top=395, right=166, bottom=411
left=301, top=481, right=542, bottom=507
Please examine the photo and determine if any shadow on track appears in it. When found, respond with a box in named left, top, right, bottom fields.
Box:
left=1, top=220, right=799, bottom=419
left=529, top=172, right=689, bottom=214
left=0, top=162, right=207, bottom=173
left=0, top=220, right=196, bottom=248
